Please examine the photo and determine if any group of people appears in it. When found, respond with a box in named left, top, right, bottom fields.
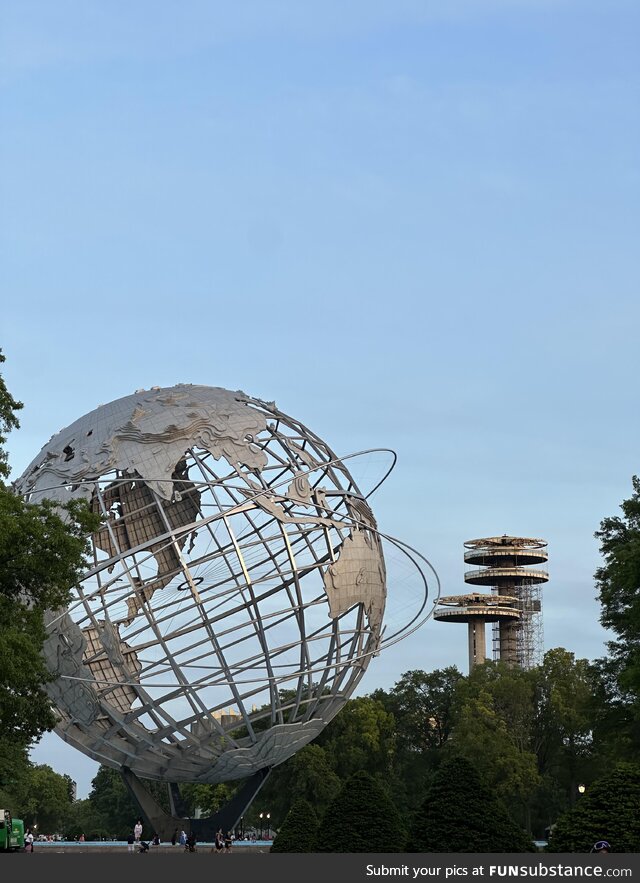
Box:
left=22, top=815, right=614, bottom=857
left=170, top=827, right=197, bottom=851
left=168, top=826, right=232, bottom=853
left=132, top=819, right=611, bottom=856
left=213, top=829, right=233, bottom=853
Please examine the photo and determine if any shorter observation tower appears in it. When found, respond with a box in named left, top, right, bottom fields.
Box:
left=434, top=535, right=549, bottom=671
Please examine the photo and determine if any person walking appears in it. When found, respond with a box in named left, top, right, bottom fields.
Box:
left=179, top=829, right=187, bottom=848
left=25, top=829, right=34, bottom=853
left=134, top=819, right=143, bottom=845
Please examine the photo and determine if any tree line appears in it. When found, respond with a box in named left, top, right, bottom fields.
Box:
left=3, top=639, right=639, bottom=850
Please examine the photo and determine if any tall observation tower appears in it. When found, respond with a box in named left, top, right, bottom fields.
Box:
left=434, top=535, right=549, bottom=671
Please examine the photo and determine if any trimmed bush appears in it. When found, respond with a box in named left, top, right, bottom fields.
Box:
left=270, top=798, right=319, bottom=853
left=315, top=770, right=406, bottom=852
left=409, top=755, right=535, bottom=853
left=547, top=763, right=640, bottom=853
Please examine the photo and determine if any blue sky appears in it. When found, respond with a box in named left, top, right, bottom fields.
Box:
left=2, top=1, right=639, bottom=799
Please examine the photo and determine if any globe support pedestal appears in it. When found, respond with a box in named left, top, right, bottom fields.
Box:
left=121, top=767, right=272, bottom=842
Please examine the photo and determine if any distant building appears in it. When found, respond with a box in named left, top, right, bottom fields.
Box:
left=190, top=705, right=257, bottom=738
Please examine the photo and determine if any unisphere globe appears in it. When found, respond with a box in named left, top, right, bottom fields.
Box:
left=16, top=385, right=432, bottom=783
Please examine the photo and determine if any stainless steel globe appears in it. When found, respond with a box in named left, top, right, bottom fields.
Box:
left=16, top=385, right=434, bottom=784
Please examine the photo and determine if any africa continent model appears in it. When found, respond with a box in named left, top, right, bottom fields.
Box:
left=16, top=385, right=435, bottom=784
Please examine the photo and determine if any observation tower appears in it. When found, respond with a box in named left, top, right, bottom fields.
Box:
left=434, top=535, right=549, bottom=671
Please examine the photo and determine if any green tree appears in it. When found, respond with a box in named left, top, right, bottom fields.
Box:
left=547, top=762, right=640, bottom=853
left=0, top=492, right=96, bottom=746
left=179, top=781, right=235, bottom=817
left=589, top=655, right=636, bottom=764
left=12, top=764, right=75, bottom=833
left=87, top=766, right=143, bottom=840
left=373, top=668, right=462, bottom=815
left=315, top=770, right=406, bottom=853
left=316, top=696, right=396, bottom=780
left=270, top=798, right=318, bottom=853
left=380, top=667, right=462, bottom=753
left=0, top=351, right=99, bottom=771
left=450, top=662, right=541, bottom=827
left=409, top=755, right=535, bottom=853
left=0, top=349, right=22, bottom=481
left=533, top=650, right=596, bottom=806
left=86, top=766, right=170, bottom=839
left=0, top=741, right=31, bottom=805
left=286, top=744, right=342, bottom=813
left=62, top=798, right=99, bottom=841
left=594, top=477, right=640, bottom=749
left=254, top=744, right=341, bottom=827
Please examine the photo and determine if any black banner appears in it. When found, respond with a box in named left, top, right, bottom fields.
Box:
left=11, top=851, right=640, bottom=883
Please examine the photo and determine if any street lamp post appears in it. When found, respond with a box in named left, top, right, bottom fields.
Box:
left=266, top=812, right=271, bottom=840
left=259, top=812, right=264, bottom=840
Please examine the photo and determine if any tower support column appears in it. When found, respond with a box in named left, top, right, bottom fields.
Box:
left=468, top=619, right=486, bottom=670
left=499, top=621, right=518, bottom=665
